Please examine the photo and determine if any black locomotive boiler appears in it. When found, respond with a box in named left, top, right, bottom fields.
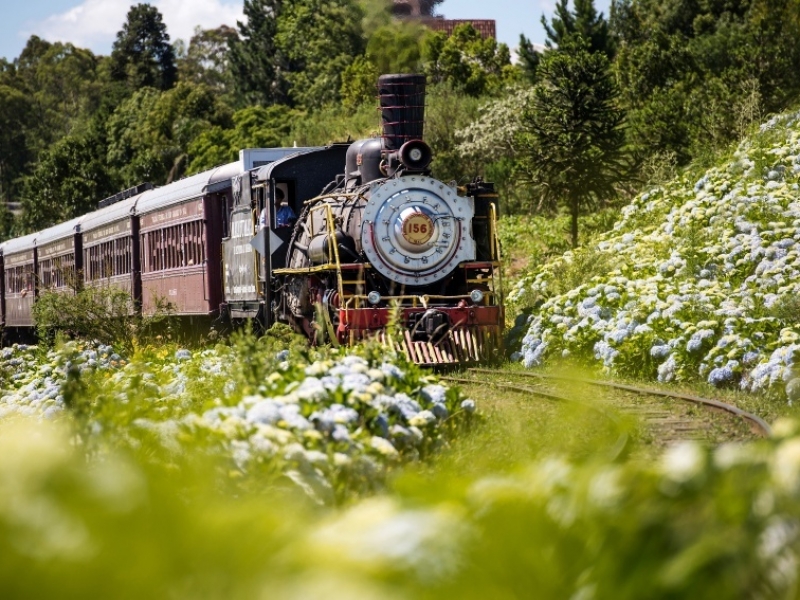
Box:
left=0, top=74, right=503, bottom=365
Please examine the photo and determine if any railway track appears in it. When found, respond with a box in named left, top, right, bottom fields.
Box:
left=442, top=368, right=771, bottom=455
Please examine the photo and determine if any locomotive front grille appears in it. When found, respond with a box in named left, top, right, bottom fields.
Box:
left=380, top=325, right=501, bottom=365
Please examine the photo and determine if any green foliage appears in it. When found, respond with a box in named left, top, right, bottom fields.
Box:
left=517, top=34, right=541, bottom=82
left=423, top=83, right=484, bottom=184
left=0, top=83, right=31, bottom=206
left=227, top=322, right=309, bottom=396
left=18, top=132, right=114, bottom=231
left=339, top=56, right=379, bottom=111
left=498, top=210, right=618, bottom=272
left=6, top=361, right=800, bottom=598
left=287, top=101, right=379, bottom=146
left=31, top=285, right=175, bottom=352
left=14, top=38, right=104, bottom=150
left=612, top=0, right=800, bottom=168
left=766, top=295, right=800, bottom=328
left=188, top=104, right=301, bottom=173
left=107, top=82, right=231, bottom=185
left=515, top=38, right=632, bottom=247
left=110, top=4, right=176, bottom=91
left=278, top=0, right=365, bottom=110
left=423, top=24, right=516, bottom=97
left=366, top=22, right=426, bottom=74
left=229, top=0, right=289, bottom=107
left=230, top=0, right=364, bottom=110
left=456, top=85, right=538, bottom=210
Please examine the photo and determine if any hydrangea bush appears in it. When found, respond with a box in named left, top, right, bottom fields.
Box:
left=513, top=110, right=800, bottom=401
left=0, top=338, right=474, bottom=503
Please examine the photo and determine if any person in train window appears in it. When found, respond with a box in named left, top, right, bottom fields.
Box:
left=274, top=187, right=296, bottom=228
left=259, top=186, right=296, bottom=230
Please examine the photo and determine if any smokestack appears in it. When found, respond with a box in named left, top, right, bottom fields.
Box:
left=378, top=74, right=426, bottom=152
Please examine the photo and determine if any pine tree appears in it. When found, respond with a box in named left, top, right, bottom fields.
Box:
left=110, top=4, right=176, bottom=91
left=515, top=38, right=630, bottom=247
left=542, top=0, right=614, bottom=57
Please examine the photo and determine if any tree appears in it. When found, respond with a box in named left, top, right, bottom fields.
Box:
left=230, top=0, right=365, bottom=109
left=177, top=25, right=237, bottom=97
left=515, top=39, right=630, bottom=248
left=611, top=0, right=800, bottom=167
left=18, top=133, right=114, bottom=232
left=188, top=104, right=300, bottom=172
left=106, top=82, right=230, bottom=186
left=0, top=84, right=32, bottom=207
left=278, top=0, right=365, bottom=109
left=228, top=0, right=289, bottom=107
left=110, top=4, right=177, bottom=91
left=340, top=56, right=379, bottom=111
left=542, top=0, right=614, bottom=57
left=456, top=85, right=538, bottom=212
left=423, top=24, right=515, bottom=97
left=14, top=37, right=105, bottom=154
left=424, top=83, right=484, bottom=184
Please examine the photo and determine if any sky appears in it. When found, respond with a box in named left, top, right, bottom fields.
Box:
left=0, top=0, right=613, bottom=63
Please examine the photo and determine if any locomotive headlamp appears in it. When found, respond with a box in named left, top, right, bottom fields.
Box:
left=470, top=289, right=484, bottom=304
left=367, top=291, right=382, bottom=305
left=398, top=140, right=432, bottom=170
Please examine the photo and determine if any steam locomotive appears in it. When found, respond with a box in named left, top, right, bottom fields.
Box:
left=0, top=74, right=503, bottom=365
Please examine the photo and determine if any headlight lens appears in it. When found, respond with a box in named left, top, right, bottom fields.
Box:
left=470, top=289, right=484, bottom=304
left=367, top=291, right=382, bottom=305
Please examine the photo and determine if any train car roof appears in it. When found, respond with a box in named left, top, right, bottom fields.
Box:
left=203, top=161, right=245, bottom=194
left=2, top=232, right=38, bottom=256
left=135, top=161, right=249, bottom=215
left=36, top=215, right=84, bottom=247
left=80, top=193, right=142, bottom=233
left=134, top=169, right=213, bottom=215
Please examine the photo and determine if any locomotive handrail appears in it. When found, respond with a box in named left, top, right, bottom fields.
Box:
left=489, top=201, right=499, bottom=262
left=302, top=192, right=368, bottom=206
left=489, top=201, right=504, bottom=320
left=252, top=208, right=260, bottom=283
left=308, top=203, right=344, bottom=300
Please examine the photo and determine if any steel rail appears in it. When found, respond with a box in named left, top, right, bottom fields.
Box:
left=441, top=376, right=631, bottom=461
left=466, top=368, right=772, bottom=438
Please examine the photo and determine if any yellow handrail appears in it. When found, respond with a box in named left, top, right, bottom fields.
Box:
left=308, top=203, right=344, bottom=300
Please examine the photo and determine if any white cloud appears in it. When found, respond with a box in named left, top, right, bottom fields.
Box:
left=155, top=0, right=243, bottom=44
left=24, top=0, right=243, bottom=54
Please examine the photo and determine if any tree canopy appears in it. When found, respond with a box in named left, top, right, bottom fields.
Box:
left=423, top=23, right=515, bottom=96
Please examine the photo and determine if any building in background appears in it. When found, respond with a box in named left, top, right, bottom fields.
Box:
left=392, top=1, right=496, bottom=40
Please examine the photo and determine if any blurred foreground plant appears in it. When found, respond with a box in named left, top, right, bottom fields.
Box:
left=5, top=411, right=800, bottom=599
